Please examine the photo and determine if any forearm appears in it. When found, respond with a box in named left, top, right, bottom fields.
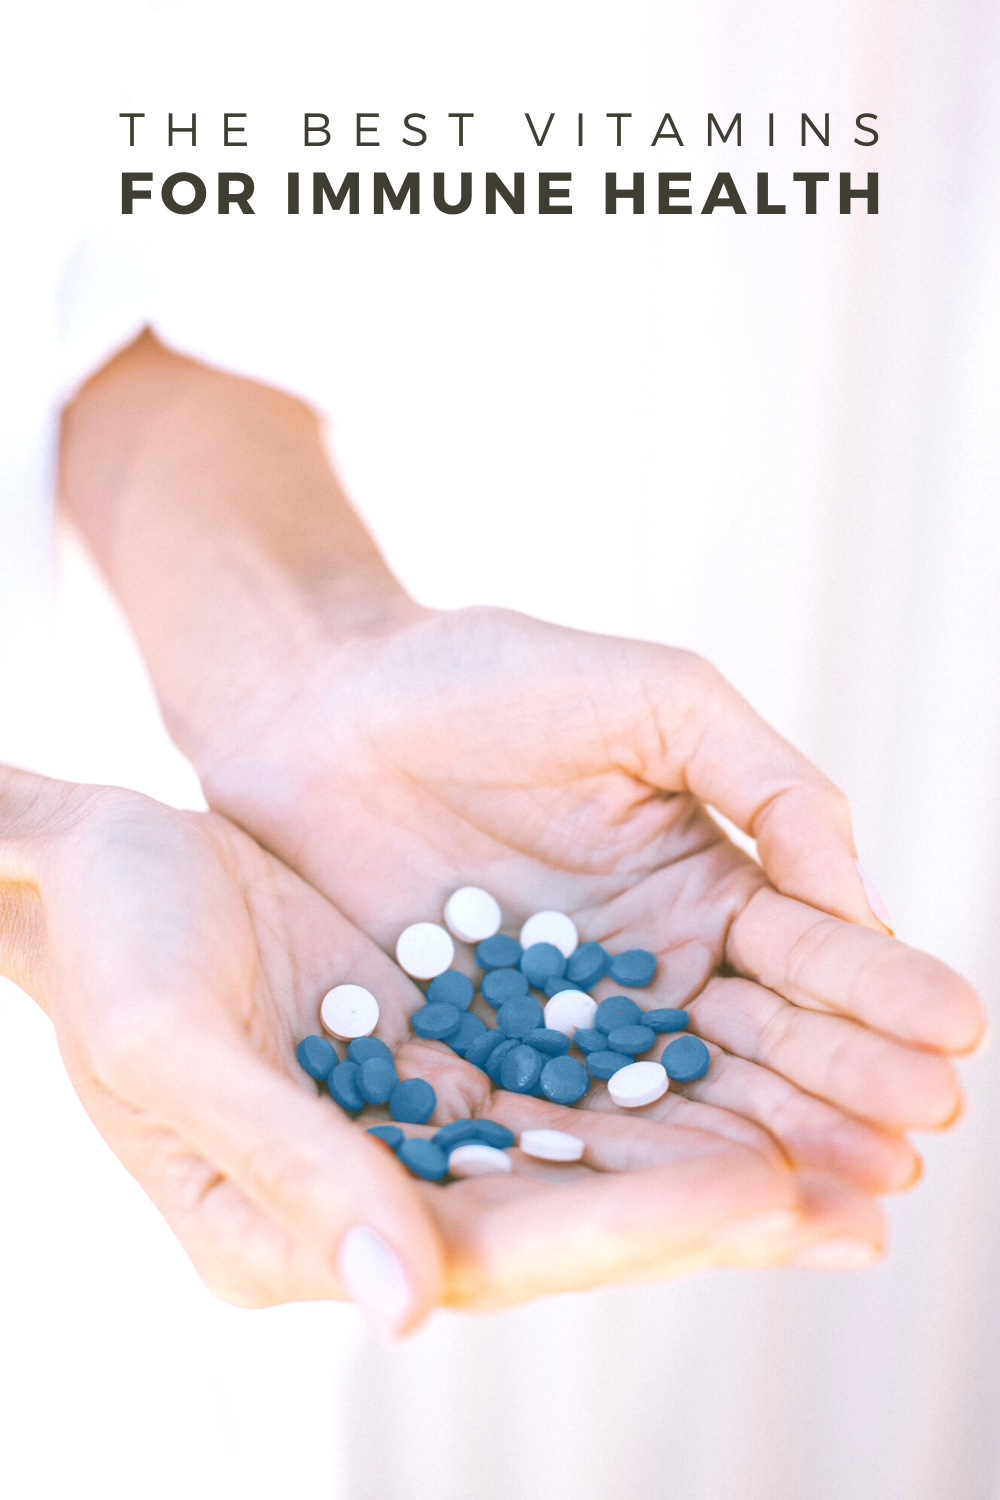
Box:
left=58, top=330, right=420, bottom=766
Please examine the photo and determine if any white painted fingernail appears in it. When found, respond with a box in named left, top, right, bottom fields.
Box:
left=791, top=1236, right=880, bottom=1270
left=855, top=860, right=893, bottom=933
left=336, top=1226, right=414, bottom=1336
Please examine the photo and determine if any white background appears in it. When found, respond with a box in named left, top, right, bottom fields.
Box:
left=1, top=1, right=998, bottom=1496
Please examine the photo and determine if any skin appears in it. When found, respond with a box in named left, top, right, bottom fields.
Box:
left=0, top=771, right=885, bottom=1328
left=49, top=329, right=986, bottom=1319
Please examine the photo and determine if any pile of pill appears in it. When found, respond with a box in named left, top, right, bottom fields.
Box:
left=295, top=887, right=711, bottom=1183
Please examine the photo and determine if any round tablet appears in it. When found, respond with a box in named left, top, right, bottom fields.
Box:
left=433, top=1119, right=516, bottom=1151
left=465, top=1029, right=507, bottom=1071
left=607, top=1060, right=669, bottom=1109
left=539, top=1055, right=590, bottom=1105
left=519, top=1128, right=585, bottom=1163
left=296, top=1035, right=338, bottom=1081
left=321, top=984, right=380, bottom=1040
left=572, top=1027, right=608, bottom=1055
left=398, top=1138, right=448, bottom=1181
left=594, top=995, right=642, bottom=1034
left=366, top=1124, right=404, bottom=1151
left=395, top=922, right=455, bottom=979
left=358, top=1057, right=399, bottom=1105
left=520, top=942, right=567, bottom=987
left=328, top=1060, right=364, bottom=1112
left=543, top=989, right=598, bottom=1037
left=500, top=1044, right=545, bottom=1094
left=426, top=970, right=475, bottom=1009
left=475, top=934, right=523, bottom=971
left=496, top=996, right=544, bottom=1038
left=608, top=948, right=657, bottom=987
left=446, top=1011, right=488, bottom=1057
left=662, top=1035, right=711, bottom=1082
left=586, top=1050, right=631, bottom=1080
left=521, top=1027, right=570, bottom=1057
left=645, top=1008, right=689, bottom=1033
left=566, top=941, right=609, bottom=989
left=606, top=1024, right=656, bottom=1056
left=389, top=1077, right=437, bottom=1124
left=519, top=911, right=579, bottom=958
left=444, top=887, right=503, bottom=944
left=485, top=1038, right=520, bottom=1084
left=481, top=967, right=530, bottom=1006
left=447, top=1143, right=513, bottom=1178
left=411, top=1002, right=463, bottom=1040
left=347, top=1036, right=394, bottom=1066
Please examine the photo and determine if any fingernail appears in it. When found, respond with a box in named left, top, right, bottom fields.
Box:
left=336, top=1226, right=414, bottom=1337
left=855, top=859, right=894, bottom=933
left=791, top=1236, right=880, bottom=1270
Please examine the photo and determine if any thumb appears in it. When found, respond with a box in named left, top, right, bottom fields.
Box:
left=636, top=649, right=890, bottom=931
left=102, top=1019, right=444, bottom=1335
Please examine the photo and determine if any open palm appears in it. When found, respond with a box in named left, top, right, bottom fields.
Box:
left=200, top=606, right=984, bottom=1202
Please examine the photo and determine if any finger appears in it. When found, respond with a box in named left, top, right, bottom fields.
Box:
left=716, top=1170, right=887, bottom=1272
left=663, top=1024, right=920, bottom=1191
left=687, top=974, right=960, bottom=1131
left=96, top=1016, right=445, bottom=1335
left=427, top=1143, right=804, bottom=1308
left=636, top=649, right=882, bottom=928
left=727, top=886, right=985, bottom=1052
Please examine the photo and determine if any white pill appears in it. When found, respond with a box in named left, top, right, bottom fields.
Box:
left=519, top=1129, right=585, bottom=1163
left=395, top=922, right=455, bottom=979
left=447, top=1144, right=513, bottom=1178
left=543, top=989, right=597, bottom=1037
left=320, top=984, right=380, bottom=1040
left=519, top=910, right=579, bottom=958
left=607, top=1060, right=670, bottom=1109
left=443, top=886, right=503, bottom=944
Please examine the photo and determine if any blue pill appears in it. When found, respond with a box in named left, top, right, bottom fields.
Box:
left=367, top=1124, right=404, bottom=1151
left=447, top=1011, right=488, bottom=1057
left=606, top=1024, right=656, bottom=1056
left=500, top=1044, right=545, bottom=1094
left=644, top=1008, right=689, bottom=1033
left=608, top=948, right=657, bottom=987
left=595, top=995, right=643, bottom=1033
left=358, top=1057, right=399, bottom=1105
left=486, top=1038, right=520, bottom=1084
left=398, top=1138, right=449, bottom=1181
left=521, top=1027, right=570, bottom=1056
left=519, top=942, right=567, bottom=987
left=411, top=1002, right=462, bottom=1040
left=347, top=1036, right=394, bottom=1066
left=390, top=1077, right=437, bottom=1123
left=566, top=941, right=610, bottom=989
left=476, top=935, right=523, bottom=970
left=426, top=970, right=475, bottom=1009
left=465, top=1029, right=508, bottom=1071
left=663, top=1035, right=711, bottom=1082
left=539, top=1055, right=590, bottom=1105
left=586, top=1050, right=631, bottom=1080
left=543, top=975, right=580, bottom=997
left=481, top=967, right=530, bottom=1006
left=573, top=1027, right=609, bottom=1055
left=497, top=997, right=545, bottom=1038
left=296, top=1035, right=338, bottom=1081
left=329, top=1060, right=364, bottom=1112
left=433, top=1119, right=516, bottom=1151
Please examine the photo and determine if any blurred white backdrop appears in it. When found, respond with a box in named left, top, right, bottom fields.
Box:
left=1, top=1, right=998, bottom=1496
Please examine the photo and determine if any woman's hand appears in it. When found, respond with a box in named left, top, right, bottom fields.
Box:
left=0, top=770, right=886, bottom=1320
left=191, top=606, right=985, bottom=1199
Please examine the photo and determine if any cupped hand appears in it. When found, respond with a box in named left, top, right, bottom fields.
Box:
left=9, top=781, right=884, bottom=1322
left=197, top=606, right=985, bottom=1197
